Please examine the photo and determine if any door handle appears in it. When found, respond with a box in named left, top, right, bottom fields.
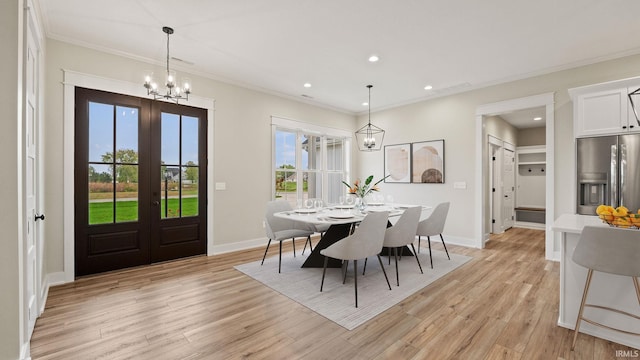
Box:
left=152, top=201, right=160, bottom=206
left=35, top=214, right=45, bottom=221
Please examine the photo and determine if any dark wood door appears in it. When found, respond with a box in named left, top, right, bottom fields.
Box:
left=149, top=101, right=207, bottom=262
left=74, top=88, right=207, bottom=276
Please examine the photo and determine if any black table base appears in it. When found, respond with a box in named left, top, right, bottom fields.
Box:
left=301, top=221, right=413, bottom=268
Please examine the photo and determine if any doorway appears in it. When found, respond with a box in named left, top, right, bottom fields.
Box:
left=74, top=88, right=207, bottom=276
left=475, top=93, right=556, bottom=260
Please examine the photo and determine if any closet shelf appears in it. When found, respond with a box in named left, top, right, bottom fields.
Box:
left=518, top=161, right=546, bottom=166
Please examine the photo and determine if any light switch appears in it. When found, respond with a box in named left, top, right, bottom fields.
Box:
left=215, top=182, right=226, bottom=190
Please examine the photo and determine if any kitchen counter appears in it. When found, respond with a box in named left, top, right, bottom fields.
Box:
left=552, top=214, right=640, bottom=349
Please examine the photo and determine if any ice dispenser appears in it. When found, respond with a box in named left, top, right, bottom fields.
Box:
left=577, top=173, right=608, bottom=215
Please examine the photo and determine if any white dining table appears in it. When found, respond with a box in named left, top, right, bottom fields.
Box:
left=274, top=204, right=431, bottom=268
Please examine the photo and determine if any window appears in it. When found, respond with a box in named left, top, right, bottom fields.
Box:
left=272, top=117, right=351, bottom=207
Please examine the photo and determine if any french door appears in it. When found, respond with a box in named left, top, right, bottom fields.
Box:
left=74, top=88, right=207, bottom=276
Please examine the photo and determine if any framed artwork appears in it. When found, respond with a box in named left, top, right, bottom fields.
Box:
left=411, top=139, right=445, bottom=183
left=384, top=143, right=411, bottom=183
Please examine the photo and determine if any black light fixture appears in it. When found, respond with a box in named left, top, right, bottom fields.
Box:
left=144, top=26, right=191, bottom=103
left=629, top=87, right=640, bottom=126
left=355, top=85, right=385, bottom=151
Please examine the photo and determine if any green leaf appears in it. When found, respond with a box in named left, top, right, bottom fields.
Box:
left=364, top=175, right=374, bottom=185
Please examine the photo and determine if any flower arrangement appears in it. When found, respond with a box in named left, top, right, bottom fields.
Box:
left=342, top=175, right=389, bottom=199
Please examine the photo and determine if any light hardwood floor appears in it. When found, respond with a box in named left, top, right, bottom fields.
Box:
left=31, top=228, right=636, bottom=359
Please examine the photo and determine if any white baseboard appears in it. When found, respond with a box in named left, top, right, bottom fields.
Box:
left=46, top=271, right=69, bottom=287
left=417, top=234, right=479, bottom=249
left=209, top=236, right=271, bottom=255
left=20, top=341, right=31, bottom=360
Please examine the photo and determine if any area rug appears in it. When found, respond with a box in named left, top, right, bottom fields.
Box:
left=234, top=248, right=472, bottom=330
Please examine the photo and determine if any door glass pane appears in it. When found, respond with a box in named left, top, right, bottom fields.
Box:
left=89, top=164, right=114, bottom=225
left=89, top=102, right=113, bottom=163
left=114, top=106, right=139, bottom=223
left=182, top=116, right=198, bottom=165
left=88, top=102, right=140, bottom=225
left=116, top=164, right=138, bottom=222
left=161, top=166, right=180, bottom=218
left=116, top=106, right=138, bottom=155
left=182, top=166, right=198, bottom=217
left=161, top=112, right=180, bottom=165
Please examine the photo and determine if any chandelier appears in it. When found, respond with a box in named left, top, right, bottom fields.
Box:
left=144, top=26, right=191, bottom=103
left=355, top=85, right=385, bottom=151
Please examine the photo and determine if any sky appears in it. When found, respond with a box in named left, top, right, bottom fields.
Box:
left=275, top=130, right=309, bottom=169
left=89, top=102, right=199, bottom=168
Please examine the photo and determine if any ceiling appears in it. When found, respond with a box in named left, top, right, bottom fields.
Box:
left=499, top=107, right=546, bottom=129
left=38, top=0, right=640, bottom=114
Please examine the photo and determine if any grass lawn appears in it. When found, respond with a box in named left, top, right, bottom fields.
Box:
left=89, top=198, right=199, bottom=224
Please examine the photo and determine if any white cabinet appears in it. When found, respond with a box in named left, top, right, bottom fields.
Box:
left=570, top=79, right=640, bottom=138
left=575, top=88, right=628, bottom=137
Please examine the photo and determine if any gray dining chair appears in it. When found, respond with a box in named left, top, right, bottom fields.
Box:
left=262, top=200, right=314, bottom=273
left=570, top=226, right=640, bottom=351
left=383, top=206, right=422, bottom=286
left=416, top=202, right=450, bottom=269
left=320, top=211, right=392, bottom=308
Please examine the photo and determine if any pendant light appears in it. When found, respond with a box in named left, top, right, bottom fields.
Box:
left=355, top=85, right=385, bottom=151
left=629, top=87, right=640, bottom=126
left=144, top=26, right=191, bottom=103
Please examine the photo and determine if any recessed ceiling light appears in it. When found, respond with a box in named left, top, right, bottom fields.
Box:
left=534, top=117, right=543, bottom=121
left=424, top=85, right=433, bottom=90
left=303, top=83, right=312, bottom=88
left=368, top=55, right=379, bottom=62
left=362, top=102, right=369, bottom=106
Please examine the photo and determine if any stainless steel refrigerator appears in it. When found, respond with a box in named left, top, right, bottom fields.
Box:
left=577, top=134, right=640, bottom=215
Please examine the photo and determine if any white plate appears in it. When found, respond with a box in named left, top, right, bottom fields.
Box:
left=366, top=208, right=389, bottom=212
left=367, top=202, right=385, bottom=206
left=329, top=213, right=354, bottom=219
left=334, top=205, right=355, bottom=209
left=294, top=208, right=318, bottom=214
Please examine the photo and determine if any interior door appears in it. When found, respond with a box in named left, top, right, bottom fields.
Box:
left=24, top=15, right=40, bottom=338
left=75, top=89, right=207, bottom=275
left=150, top=102, right=207, bottom=262
left=503, top=148, right=515, bottom=229
left=490, top=144, right=503, bottom=234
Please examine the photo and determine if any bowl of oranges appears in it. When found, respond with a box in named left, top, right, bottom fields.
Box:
left=596, top=205, right=640, bottom=229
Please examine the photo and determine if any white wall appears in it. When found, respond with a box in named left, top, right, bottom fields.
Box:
left=485, top=115, right=518, bottom=146
left=518, top=127, right=546, bottom=146
left=355, top=54, right=640, bottom=246
left=0, top=1, right=23, bottom=358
